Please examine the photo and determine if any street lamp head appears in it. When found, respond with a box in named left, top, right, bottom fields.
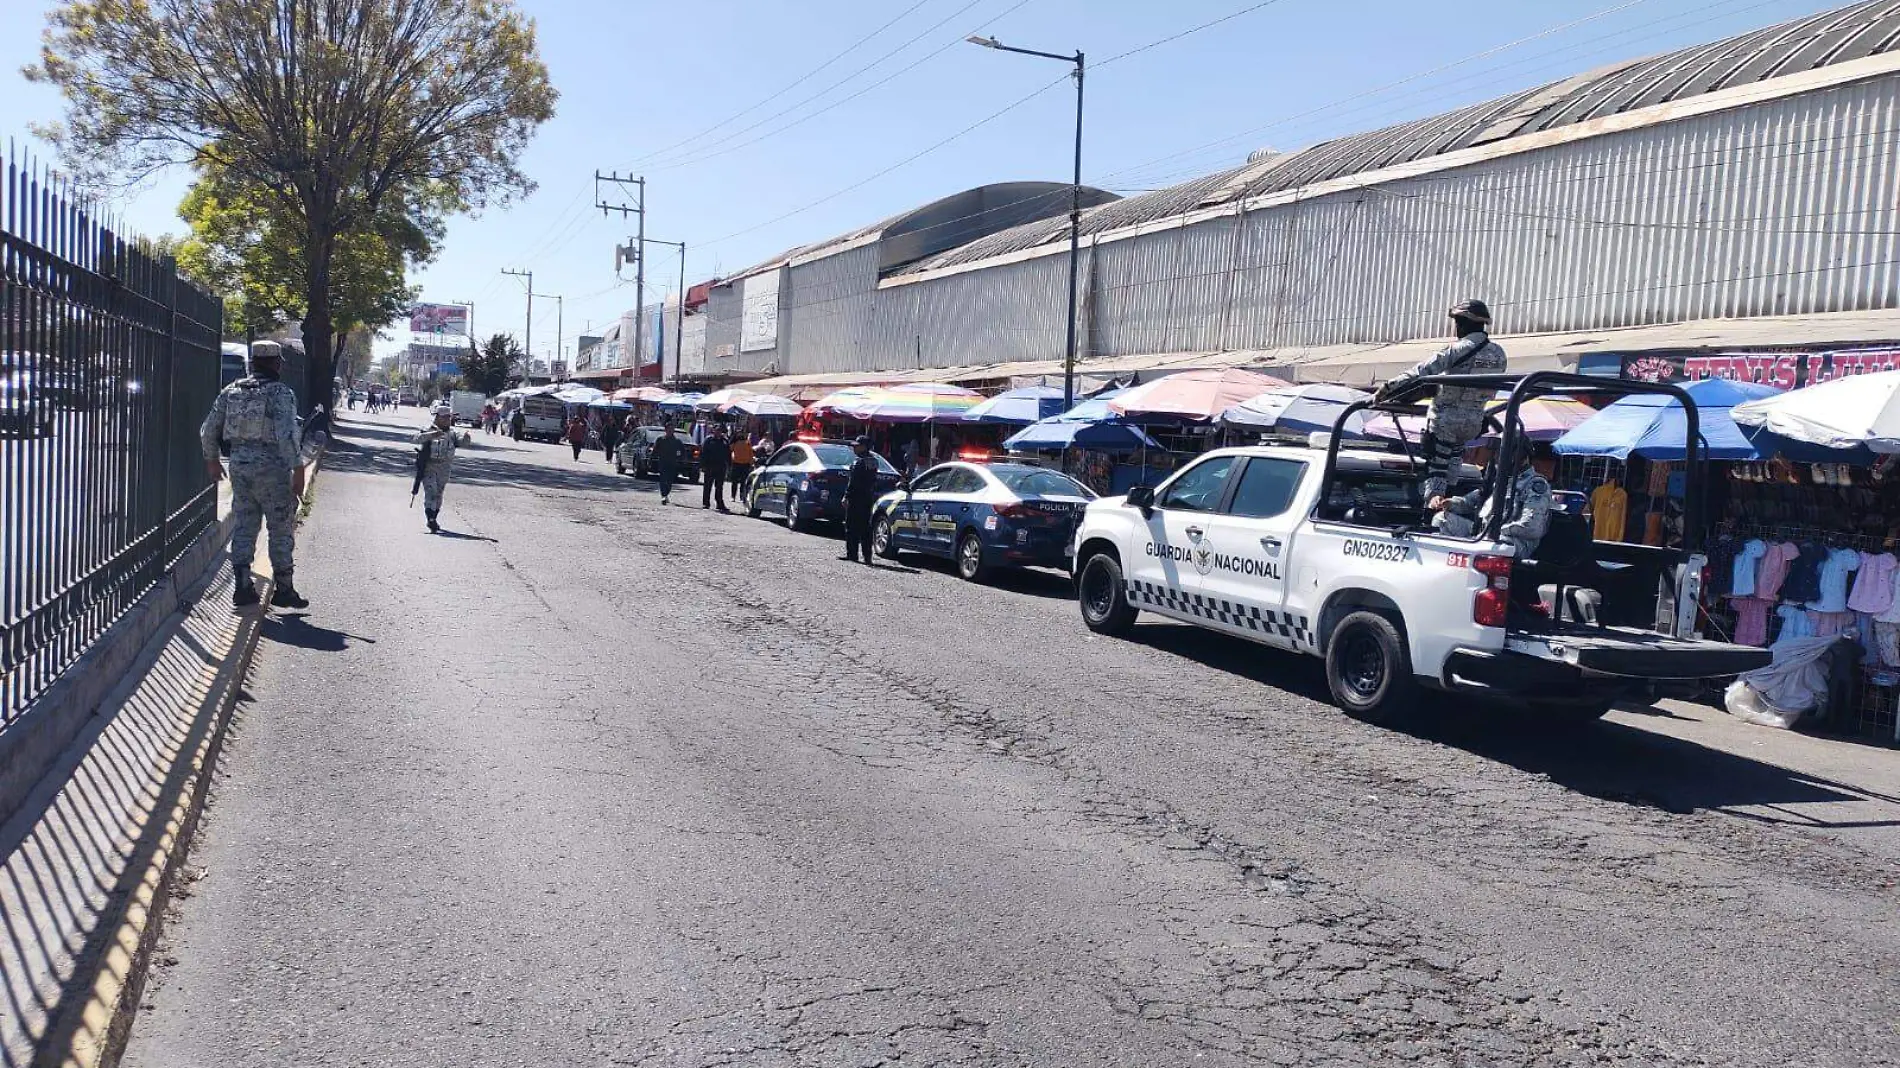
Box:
left=967, top=34, right=1002, bottom=49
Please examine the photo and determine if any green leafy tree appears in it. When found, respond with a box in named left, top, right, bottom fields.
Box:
left=459, top=333, right=521, bottom=397
left=28, top=0, right=557, bottom=408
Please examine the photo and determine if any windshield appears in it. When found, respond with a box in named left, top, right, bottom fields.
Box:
left=993, top=467, right=1094, bottom=498
left=814, top=444, right=896, bottom=473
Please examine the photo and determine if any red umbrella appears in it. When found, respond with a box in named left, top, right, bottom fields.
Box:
left=1107, top=368, right=1292, bottom=422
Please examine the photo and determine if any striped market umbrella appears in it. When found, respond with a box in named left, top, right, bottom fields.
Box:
left=723, top=393, right=805, bottom=417
left=1107, top=368, right=1292, bottom=423
left=657, top=391, right=706, bottom=412
left=696, top=387, right=757, bottom=411
left=810, top=383, right=982, bottom=423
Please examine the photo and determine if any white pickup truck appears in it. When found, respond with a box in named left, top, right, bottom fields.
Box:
left=1070, top=372, right=1771, bottom=724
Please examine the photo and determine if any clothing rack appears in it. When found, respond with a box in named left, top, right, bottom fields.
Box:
left=1729, top=522, right=1890, bottom=553
left=1557, top=455, right=1624, bottom=493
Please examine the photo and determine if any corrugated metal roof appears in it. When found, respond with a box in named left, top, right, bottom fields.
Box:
left=901, top=0, right=1900, bottom=276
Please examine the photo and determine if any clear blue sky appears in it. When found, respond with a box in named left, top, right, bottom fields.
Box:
left=0, top=0, right=1846, bottom=363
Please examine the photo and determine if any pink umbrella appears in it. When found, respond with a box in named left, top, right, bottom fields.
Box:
left=1107, top=368, right=1292, bottom=422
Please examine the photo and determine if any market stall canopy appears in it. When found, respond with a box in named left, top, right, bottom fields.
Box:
left=1005, top=390, right=1161, bottom=453
left=1220, top=384, right=1371, bottom=436
left=1731, top=370, right=1900, bottom=453
left=1108, top=368, right=1291, bottom=423
left=586, top=400, right=634, bottom=412
left=1363, top=392, right=1594, bottom=443
left=611, top=386, right=669, bottom=402
left=657, top=391, right=706, bottom=412
left=722, top=393, right=805, bottom=417
left=552, top=385, right=607, bottom=404
left=961, top=385, right=1066, bottom=425
left=1552, top=378, right=1782, bottom=460
left=809, top=383, right=982, bottom=423
left=696, top=387, right=757, bottom=411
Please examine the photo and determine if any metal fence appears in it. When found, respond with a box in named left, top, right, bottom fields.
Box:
left=0, top=149, right=224, bottom=725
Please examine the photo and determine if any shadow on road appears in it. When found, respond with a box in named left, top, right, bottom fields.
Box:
left=430, top=528, right=498, bottom=542
left=1132, top=622, right=1899, bottom=826
left=321, top=424, right=642, bottom=496
left=260, top=613, right=375, bottom=653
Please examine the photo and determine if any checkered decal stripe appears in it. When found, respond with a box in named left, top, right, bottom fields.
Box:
left=1126, top=579, right=1314, bottom=647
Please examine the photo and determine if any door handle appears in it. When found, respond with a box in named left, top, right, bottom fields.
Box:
left=1261, top=536, right=1282, bottom=550
left=1185, top=526, right=1204, bottom=539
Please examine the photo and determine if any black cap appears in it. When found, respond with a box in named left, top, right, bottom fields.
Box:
left=853, top=435, right=872, bottom=447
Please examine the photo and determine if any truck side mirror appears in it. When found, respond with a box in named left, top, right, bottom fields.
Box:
left=1126, top=485, right=1155, bottom=512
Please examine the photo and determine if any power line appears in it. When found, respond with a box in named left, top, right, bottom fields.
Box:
left=1095, top=0, right=1291, bottom=68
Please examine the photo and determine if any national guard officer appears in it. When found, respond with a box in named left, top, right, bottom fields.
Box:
left=415, top=402, right=470, bottom=532
left=1429, top=445, right=1552, bottom=559
left=839, top=435, right=880, bottom=565
left=199, top=340, right=309, bottom=608
left=1376, top=298, right=1507, bottom=500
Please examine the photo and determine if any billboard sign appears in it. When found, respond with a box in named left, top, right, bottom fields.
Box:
left=1620, top=346, right=1900, bottom=390
left=410, top=303, right=469, bottom=335
left=740, top=269, right=780, bottom=352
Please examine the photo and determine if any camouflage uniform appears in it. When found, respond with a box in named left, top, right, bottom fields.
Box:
left=1382, top=330, right=1507, bottom=499
left=415, top=426, right=461, bottom=514
left=200, top=372, right=301, bottom=588
left=1433, top=465, right=1553, bottom=558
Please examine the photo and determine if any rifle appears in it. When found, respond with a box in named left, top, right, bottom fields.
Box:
left=410, top=435, right=431, bottom=507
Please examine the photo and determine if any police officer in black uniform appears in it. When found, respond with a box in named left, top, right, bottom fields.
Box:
left=840, top=435, right=880, bottom=564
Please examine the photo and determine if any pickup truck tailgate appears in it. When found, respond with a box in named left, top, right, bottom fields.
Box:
left=1507, top=626, right=1771, bottom=679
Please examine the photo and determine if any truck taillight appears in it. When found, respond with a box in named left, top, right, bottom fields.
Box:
left=1473, top=554, right=1511, bottom=628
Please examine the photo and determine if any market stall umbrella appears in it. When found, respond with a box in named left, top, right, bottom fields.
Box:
left=696, top=387, right=757, bottom=411
left=612, top=386, right=669, bottom=403
left=1107, top=368, right=1292, bottom=423
left=1005, top=391, right=1160, bottom=452
left=1552, top=377, right=1783, bottom=460
left=1362, top=392, right=1594, bottom=442
left=807, top=386, right=881, bottom=419
left=657, top=391, right=706, bottom=412
left=1220, top=384, right=1371, bottom=436
left=552, top=385, right=606, bottom=405
left=961, top=385, right=1066, bottom=425
left=812, top=383, right=982, bottom=423
left=1731, top=369, right=1900, bottom=452
left=723, top=393, right=805, bottom=417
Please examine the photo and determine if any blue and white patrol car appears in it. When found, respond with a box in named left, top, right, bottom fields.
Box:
left=871, top=460, right=1096, bottom=581
left=745, top=440, right=902, bottom=531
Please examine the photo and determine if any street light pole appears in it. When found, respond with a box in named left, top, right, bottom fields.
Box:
left=969, top=35, right=1086, bottom=411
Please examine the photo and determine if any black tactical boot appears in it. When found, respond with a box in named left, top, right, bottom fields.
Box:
left=269, top=573, right=310, bottom=609
left=233, top=581, right=260, bottom=608
left=426, top=508, right=440, bottom=533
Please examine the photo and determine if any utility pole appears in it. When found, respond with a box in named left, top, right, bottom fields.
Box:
left=554, top=295, right=564, bottom=380
left=597, top=172, right=647, bottom=383
left=501, top=268, right=532, bottom=382
left=641, top=238, right=686, bottom=384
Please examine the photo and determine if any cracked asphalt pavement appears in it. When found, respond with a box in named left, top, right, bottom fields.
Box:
left=124, top=409, right=1900, bottom=1068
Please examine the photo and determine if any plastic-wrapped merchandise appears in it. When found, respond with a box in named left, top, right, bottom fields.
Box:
left=1724, top=680, right=1802, bottom=729
left=1724, top=634, right=1845, bottom=727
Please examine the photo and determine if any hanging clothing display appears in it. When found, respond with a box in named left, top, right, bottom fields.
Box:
left=1731, top=539, right=1769, bottom=598
left=1589, top=481, right=1629, bottom=542
left=1807, top=548, right=1863, bottom=613
left=1731, top=597, right=1773, bottom=646
left=1781, top=543, right=1829, bottom=604
left=1757, top=542, right=1800, bottom=600
left=1848, top=551, right=1898, bottom=615
left=1811, top=610, right=1857, bottom=637
left=1775, top=603, right=1817, bottom=641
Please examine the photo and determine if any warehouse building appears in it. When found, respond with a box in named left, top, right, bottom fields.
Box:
left=693, top=0, right=1900, bottom=397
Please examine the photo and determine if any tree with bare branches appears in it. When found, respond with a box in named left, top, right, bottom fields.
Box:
left=28, top=0, right=557, bottom=409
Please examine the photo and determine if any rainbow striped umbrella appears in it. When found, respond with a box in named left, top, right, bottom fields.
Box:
left=810, top=383, right=982, bottom=423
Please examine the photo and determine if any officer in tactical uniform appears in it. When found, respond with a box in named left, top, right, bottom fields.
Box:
left=415, top=402, right=470, bottom=532
left=1376, top=298, right=1507, bottom=500
left=1429, top=444, right=1552, bottom=559
left=199, top=340, right=309, bottom=608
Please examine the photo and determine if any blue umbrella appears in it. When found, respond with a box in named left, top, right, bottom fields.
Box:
left=961, top=385, right=1067, bottom=425
left=1004, top=390, right=1161, bottom=453
left=1552, top=378, right=1783, bottom=461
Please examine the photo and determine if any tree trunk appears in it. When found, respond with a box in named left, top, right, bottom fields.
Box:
left=300, top=225, right=337, bottom=418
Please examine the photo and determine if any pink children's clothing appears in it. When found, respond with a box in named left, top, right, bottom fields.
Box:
left=1730, top=597, right=1773, bottom=646
left=1848, top=552, right=1898, bottom=615
left=1811, top=610, right=1856, bottom=637
left=1755, top=541, right=1800, bottom=601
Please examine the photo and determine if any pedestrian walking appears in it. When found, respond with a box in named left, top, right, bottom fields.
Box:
left=509, top=408, right=525, bottom=441
left=199, top=340, right=309, bottom=609
left=652, top=424, right=686, bottom=505
left=840, top=435, right=880, bottom=565
left=700, top=424, right=732, bottom=512
left=600, top=414, right=622, bottom=462
left=414, top=402, right=471, bottom=533
left=565, top=413, right=588, bottom=461
left=728, top=432, right=754, bottom=501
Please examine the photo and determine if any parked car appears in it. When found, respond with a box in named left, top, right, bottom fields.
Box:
left=516, top=395, right=566, bottom=441
left=745, top=440, right=900, bottom=531
left=615, top=426, right=700, bottom=481
left=397, top=388, right=418, bottom=407
left=872, top=461, right=1096, bottom=581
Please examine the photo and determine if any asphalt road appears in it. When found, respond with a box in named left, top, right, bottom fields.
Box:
left=123, top=408, right=1900, bottom=1068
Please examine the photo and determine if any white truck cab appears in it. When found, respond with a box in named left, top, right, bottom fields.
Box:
left=1070, top=372, right=1771, bottom=724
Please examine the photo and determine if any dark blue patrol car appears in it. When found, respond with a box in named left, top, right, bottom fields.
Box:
left=745, top=440, right=902, bottom=531
left=871, top=460, right=1096, bottom=581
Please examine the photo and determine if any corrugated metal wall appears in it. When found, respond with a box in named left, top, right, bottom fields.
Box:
left=786, top=243, right=878, bottom=373
left=867, top=72, right=1900, bottom=368
left=677, top=313, right=707, bottom=376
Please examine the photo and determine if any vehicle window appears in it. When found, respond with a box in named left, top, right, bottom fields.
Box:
left=812, top=443, right=899, bottom=473
left=1226, top=458, right=1307, bottom=519
left=769, top=446, right=806, bottom=467
left=993, top=467, right=1094, bottom=498
left=942, top=468, right=988, bottom=495
left=909, top=468, right=953, bottom=492
left=1157, top=457, right=1237, bottom=512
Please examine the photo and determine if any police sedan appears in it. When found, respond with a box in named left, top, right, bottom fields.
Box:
left=745, top=440, right=902, bottom=531
left=871, top=460, right=1096, bottom=581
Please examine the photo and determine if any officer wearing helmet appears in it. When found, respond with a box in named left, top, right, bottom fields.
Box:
left=1428, top=438, right=1551, bottom=559
left=1375, top=298, right=1506, bottom=500
left=414, top=402, right=471, bottom=532
left=199, top=340, right=309, bottom=608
